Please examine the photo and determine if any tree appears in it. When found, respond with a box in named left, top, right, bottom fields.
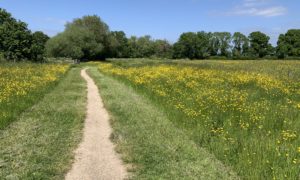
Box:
left=46, top=15, right=110, bottom=60
left=66, top=15, right=109, bottom=43
left=123, top=35, right=153, bottom=58
left=276, top=34, right=288, bottom=59
left=248, top=31, right=270, bottom=58
left=46, top=25, right=103, bottom=60
left=173, top=32, right=209, bottom=59
left=136, top=35, right=155, bottom=58
left=30, top=31, right=49, bottom=62
left=109, top=31, right=128, bottom=58
left=126, top=36, right=140, bottom=58
left=0, top=8, right=32, bottom=61
left=208, top=32, right=220, bottom=56
left=285, top=29, right=300, bottom=56
left=215, top=32, right=232, bottom=57
left=276, top=29, right=300, bottom=58
left=153, top=39, right=172, bottom=58
left=232, top=32, right=249, bottom=57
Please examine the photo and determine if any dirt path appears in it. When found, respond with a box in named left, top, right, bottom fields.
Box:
left=65, top=69, right=127, bottom=180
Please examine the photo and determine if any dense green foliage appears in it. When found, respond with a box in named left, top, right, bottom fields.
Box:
left=277, top=29, right=300, bottom=59
left=0, top=8, right=49, bottom=62
left=46, top=15, right=108, bottom=60
left=99, top=29, right=299, bottom=60
left=173, top=32, right=210, bottom=59
left=249, top=31, right=273, bottom=58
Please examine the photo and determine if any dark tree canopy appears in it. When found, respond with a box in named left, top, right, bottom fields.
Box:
left=0, top=8, right=32, bottom=61
left=173, top=32, right=209, bottom=59
left=0, top=8, right=49, bottom=62
left=108, top=31, right=128, bottom=58
left=30, top=31, right=49, bottom=61
left=276, top=29, right=300, bottom=58
left=249, top=31, right=271, bottom=58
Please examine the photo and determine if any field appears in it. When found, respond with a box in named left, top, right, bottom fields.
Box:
left=98, top=60, right=300, bottom=179
left=0, top=63, right=69, bottom=129
left=0, top=66, right=86, bottom=179
left=1, top=60, right=300, bottom=179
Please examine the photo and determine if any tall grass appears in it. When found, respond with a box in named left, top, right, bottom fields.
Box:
left=88, top=66, right=238, bottom=179
left=0, top=67, right=86, bottom=179
left=99, top=60, right=300, bottom=179
left=0, top=63, right=69, bottom=129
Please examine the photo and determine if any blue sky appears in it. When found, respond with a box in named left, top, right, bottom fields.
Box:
left=1, top=0, right=299, bottom=44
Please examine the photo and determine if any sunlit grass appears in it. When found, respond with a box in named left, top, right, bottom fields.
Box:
left=0, top=63, right=69, bottom=129
left=99, top=60, right=300, bottom=179
left=0, top=67, right=86, bottom=179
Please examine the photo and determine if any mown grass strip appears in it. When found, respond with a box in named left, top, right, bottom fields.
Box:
left=88, top=67, right=238, bottom=179
left=0, top=67, right=86, bottom=179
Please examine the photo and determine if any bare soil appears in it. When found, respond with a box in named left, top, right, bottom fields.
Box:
left=65, top=69, right=127, bottom=180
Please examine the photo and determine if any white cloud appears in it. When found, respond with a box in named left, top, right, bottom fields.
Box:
left=243, top=0, right=268, bottom=7
left=227, top=0, right=287, bottom=17
left=232, top=6, right=287, bottom=17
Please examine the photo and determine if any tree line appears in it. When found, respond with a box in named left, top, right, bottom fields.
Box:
left=1, top=8, right=300, bottom=62
left=45, top=16, right=300, bottom=60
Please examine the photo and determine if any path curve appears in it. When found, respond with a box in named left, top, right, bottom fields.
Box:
left=65, top=69, right=127, bottom=180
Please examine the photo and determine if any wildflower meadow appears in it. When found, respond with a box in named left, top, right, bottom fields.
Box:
left=99, top=60, right=300, bottom=179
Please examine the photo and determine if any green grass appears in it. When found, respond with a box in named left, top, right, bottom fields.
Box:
left=98, top=59, right=300, bottom=179
left=0, top=67, right=86, bottom=179
left=87, top=66, right=238, bottom=179
left=0, top=63, right=69, bottom=129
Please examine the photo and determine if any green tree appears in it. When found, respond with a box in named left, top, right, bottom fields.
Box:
left=126, top=36, right=140, bottom=58
left=109, top=31, right=128, bottom=58
left=173, top=32, right=209, bottom=59
left=46, top=15, right=110, bottom=60
left=248, top=31, right=270, bottom=58
left=215, top=32, right=232, bottom=57
left=276, top=34, right=288, bottom=59
left=137, top=35, right=155, bottom=58
left=126, top=35, right=160, bottom=58
left=153, top=39, right=172, bottom=58
left=0, top=8, right=32, bottom=61
left=232, top=32, right=249, bottom=57
left=30, top=31, right=49, bottom=62
left=277, top=29, right=300, bottom=58
left=46, top=26, right=103, bottom=60
left=208, top=32, right=220, bottom=56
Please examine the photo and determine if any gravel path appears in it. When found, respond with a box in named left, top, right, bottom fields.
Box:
left=65, top=69, right=127, bottom=180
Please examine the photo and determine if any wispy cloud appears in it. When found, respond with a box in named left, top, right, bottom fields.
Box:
left=226, top=0, right=287, bottom=17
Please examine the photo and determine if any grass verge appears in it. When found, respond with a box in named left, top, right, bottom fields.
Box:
left=0, top=67, right=86, bottom=179
left=87, top=66, right=238, bottom=179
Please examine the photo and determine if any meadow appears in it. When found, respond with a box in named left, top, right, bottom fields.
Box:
left=0, top=63, right=69, bottom=129
left=0, top=66, right=86, bottom=179
left=99, top=60, right=300, bottom=179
